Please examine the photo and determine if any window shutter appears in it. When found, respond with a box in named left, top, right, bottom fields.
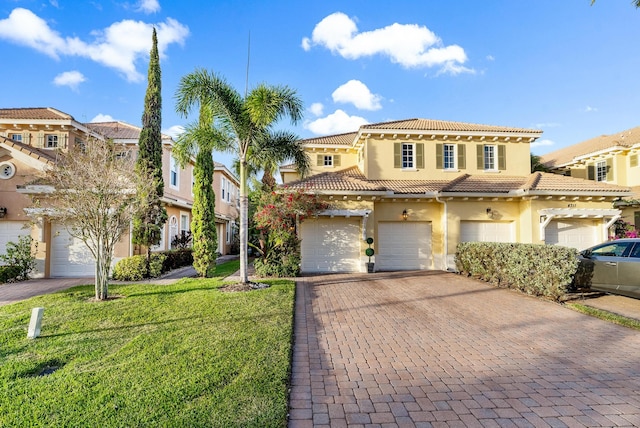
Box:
left=477, top=145, right=484, bottom=169
left=37, top=132, right=44, bottom=148
left=334, top=155, right=341, bottom=167
left=317, top=154, right=323, bottom=166
left=458, top=144, right=466, bottom=169
left=394, top=143, right=401, bottom=168
left=22, top=132, right=30, bottom=145
left=498, top=145, right=506, bottom=171
left=435, top=143, right=443, bottom=169
left=631, top=154, right=638, bottom=168
left=606, top=158, right=614, bottom=181
left=416, top=143, right=424, bottom=169
left=587, top=164, right=595, bottom=180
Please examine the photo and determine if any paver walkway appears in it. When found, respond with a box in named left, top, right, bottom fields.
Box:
left=289, top=271, right=640, bottom=427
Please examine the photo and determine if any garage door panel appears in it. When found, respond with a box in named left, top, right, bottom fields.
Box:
left=377, top=222, right=432, bottom=271
left=301, top=218, right=361, bottom=273
left=0, top=221, right=29, bottom=263
left=546, top=220, right=599, bottom=251
left=51, top=224, right=96, bottom=277
left=460, top=221, right=514, bottom=243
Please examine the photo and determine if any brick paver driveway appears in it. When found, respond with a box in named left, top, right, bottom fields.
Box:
left=289, top=271, right=640, bottom=427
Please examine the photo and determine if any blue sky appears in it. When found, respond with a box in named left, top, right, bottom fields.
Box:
left=1, top=0, right=639, bottom=169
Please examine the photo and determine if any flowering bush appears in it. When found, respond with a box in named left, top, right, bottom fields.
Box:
left=610, top=219, right=639, bottom=240
left=252, top=188, right=328, bottom=277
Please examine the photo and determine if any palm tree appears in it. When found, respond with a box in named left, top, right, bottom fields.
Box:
left=175, top=69, right=310, bottom=284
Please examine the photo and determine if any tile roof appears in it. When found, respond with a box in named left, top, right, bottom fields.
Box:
left=0, top=135, right=57, bottom=163
left=361, top=118, right=542, bottom=135
left=541, top=125, right=640, bottom=167
left=85, top=121, right=173, bottom=141
left=283, top=168, right=630, bottom=196
left=0, top=107, right=74, bottom=121
left=299, top=132, right=358, bottom=146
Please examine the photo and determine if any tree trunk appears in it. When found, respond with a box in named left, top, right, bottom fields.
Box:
left=94, top=245, right=111, bottom=300
left=239, top=156, right=249, bottom=284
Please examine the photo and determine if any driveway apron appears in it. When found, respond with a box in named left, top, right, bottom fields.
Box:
left=289, top=271, right=640, bottom=427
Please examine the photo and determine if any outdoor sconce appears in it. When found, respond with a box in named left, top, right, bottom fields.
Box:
left=0, top=207, right=6, bottom=218
left=486, top=207, right=493, bottom=219
left=402, top=209, right=408, bottom=221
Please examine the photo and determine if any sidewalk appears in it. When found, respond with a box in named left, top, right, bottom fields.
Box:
left=0, top=255, right=240, bottom=307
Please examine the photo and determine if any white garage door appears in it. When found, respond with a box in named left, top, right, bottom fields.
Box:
left=0, top=221, right=29, bottom=263
left=300, top=218, right=361, bottom=273
left=545, top=219, right=599, bottom=251
left=377, top=222, right=432, bottom=271
left=51, top=224, right=95, bottom=277
left=460, top=221, right=514, bottom=243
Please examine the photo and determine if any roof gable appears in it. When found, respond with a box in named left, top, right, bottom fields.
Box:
left=541, top=125, right=640, bottom=168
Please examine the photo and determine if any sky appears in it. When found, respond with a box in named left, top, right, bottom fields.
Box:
left=1, top=0, right=639, bottom=171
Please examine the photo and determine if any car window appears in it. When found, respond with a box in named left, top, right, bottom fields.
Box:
left=591, top=242, right=634, bottom=257
left=629, top=243, right=640, bottom=258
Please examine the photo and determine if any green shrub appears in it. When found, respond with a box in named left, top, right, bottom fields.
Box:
left=455, top=242, right=578, bottom=301
left=0, top=265, right=22, bottom=283
left=112, top=254, right=167, bottom=281
left=254, top=253, right=300, bottom=278
left=0, top=236, right=37, bottom=281
left=159, top=249, right=193, bottom=273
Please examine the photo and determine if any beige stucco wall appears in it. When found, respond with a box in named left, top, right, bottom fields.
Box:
left=364, top=138, right=532, bottom=180
left=305, top=151, right=358, bottom=176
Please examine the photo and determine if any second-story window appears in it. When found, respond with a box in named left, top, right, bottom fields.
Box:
left=443, top=144, right=456, bottom=170
left=484, top=145, right=496, bottom=170
left=596, top=160, right=607, bottom=182
left=170, top=156, right=179, bottom=188
left=10, top=134, right=22, bottom=142
left=402, top=143, right=414, bottom=169
left=46, top=134, right=58, bottom=148
left=324, top=155, right=333, bottom=166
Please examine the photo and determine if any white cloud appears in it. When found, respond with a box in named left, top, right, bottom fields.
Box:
left=302, top=12, right=473, bottom=75
left=163, top=125, right=185, bottom=139
left=332, top=80, right=382, bottom=111
left=304, top=109, right=368, bottom=135
left=309, top=102, right=324, bottom=117
left=584, top=106, right=598, bottom=112
left=53, top=70, right=86, bottom=90
left=534, top=122, right=561, bottom=129
left=486, top=55, right=495, bottom=61
left=91, top=114, right=115, bottom=122
left=137, top=0, right=160, bottom=14
left=530, top=139, right=555, bottom=150
left=0, top=8, right=189, bottom=82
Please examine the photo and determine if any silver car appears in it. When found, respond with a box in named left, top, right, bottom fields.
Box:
left=575, top=238, right=640, bottom=299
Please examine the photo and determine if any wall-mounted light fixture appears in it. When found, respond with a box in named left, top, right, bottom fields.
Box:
left=402, top=209, right=408, bottom=221
left=486, top=207, right=493, bottom=219
left=0, top=207, right=6, bottom=218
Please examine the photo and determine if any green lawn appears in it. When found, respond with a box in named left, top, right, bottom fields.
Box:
left=0, top=261, right=295, bottom=427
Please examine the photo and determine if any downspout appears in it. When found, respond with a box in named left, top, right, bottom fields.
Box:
left=435, top=194, right=449, bottom=271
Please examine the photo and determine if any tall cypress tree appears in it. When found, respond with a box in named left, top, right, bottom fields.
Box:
left=191, top=141, right=218, bottom=277
left=132, top=27, right=167, bottom=273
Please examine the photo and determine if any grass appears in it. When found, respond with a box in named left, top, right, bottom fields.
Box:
left=566, top=302, right=640, bottom=331
left=0, top=260, right=294, bottom=427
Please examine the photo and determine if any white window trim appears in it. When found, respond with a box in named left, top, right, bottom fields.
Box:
left=323, top=155, right=333, bottom=167
left=10, top=134, right=22, bottom=142
left=170, top=157, right=179, bottom=189
left=443, top=143, right=457, bottom=171
left=180, top=212, right=190, bottom=234
left=45, top=134, right=58, bottom=148
left=169, top=216, right=179, bottom=249
left=484, top=145, right=497, bottom=171
left=401, top=142, right=416, bottom=170
left=596, top=160, right=607, bottom=182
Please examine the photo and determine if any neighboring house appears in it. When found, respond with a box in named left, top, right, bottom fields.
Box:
left=0, top=107, right=239, bottom=277
left=540, top=125, right=640, bottom=228
left=213, top=162, right=240, bottom=255
left=281, top=118, right=630, bottom=273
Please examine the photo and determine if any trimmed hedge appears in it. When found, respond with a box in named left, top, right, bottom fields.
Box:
left=455, top=242, right=578, bottom=301
left=160, top=249, right=193, bottom=273
left=112, top=254, right=167, bottom=281
left=0, top=265, right=22, bottom=283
